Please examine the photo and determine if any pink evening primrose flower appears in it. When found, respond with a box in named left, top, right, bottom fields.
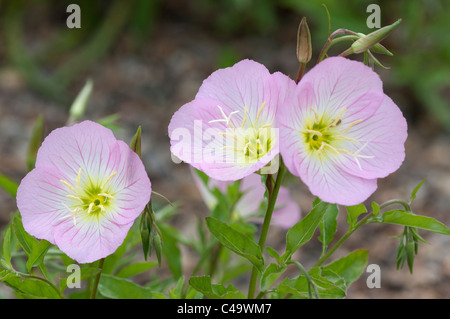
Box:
left=191, top=169, right=301, bottom=229
left=16, top=121, right=151, bottom=263
left=169, top=59, right=296, bottom=181
left=278, top=57, right=407, bottom=206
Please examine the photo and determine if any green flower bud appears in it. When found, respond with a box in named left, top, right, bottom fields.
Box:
left=296, top=17, right=312, bottom=64
left=351, top=19, right=401, bottom=54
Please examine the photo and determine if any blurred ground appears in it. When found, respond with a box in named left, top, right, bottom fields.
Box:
left=0, top=1, right=449, bottom=299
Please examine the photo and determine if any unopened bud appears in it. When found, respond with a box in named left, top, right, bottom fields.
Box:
left=351, top=19, right=401, bottom=54
left=296, top=17, right=312, bottom=63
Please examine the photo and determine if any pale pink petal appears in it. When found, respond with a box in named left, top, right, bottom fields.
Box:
left=17, top=168, right=71, bottom=243
left=334, top=95, right=408, bottom=179
left=35, top=121, right=120, bottom=185
left=301, top=56, right=383, bottom=117
left=271, top=187, right=301, bottom=229
left=297, top=155, right=378, bottom=206
left=53, top=216, right=132, bottom=264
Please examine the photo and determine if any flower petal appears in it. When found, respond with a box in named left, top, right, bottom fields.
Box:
left=107, top=141, right=152, bottom=225
left=17, top=167, right=71, bottom=243
left=35, top=121, right=120, bottom=186
left=297, top=155, right=378, bottom=206
left=53, top=215, right=132, bottom=264
left=335, top=95, right=407, bottom=179
left=301, top=56, right=383, bottom=118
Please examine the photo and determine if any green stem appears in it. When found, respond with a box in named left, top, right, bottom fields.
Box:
left=247, top=162, right=286, bottom=299
left=90, top=258, right=105, bottom=299
left=287, top=260, right=320, bottom=299
left=315, top=213, right=372, bottom=267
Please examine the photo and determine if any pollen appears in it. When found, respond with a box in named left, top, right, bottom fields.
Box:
left=303, top=106, right=373, bottom=170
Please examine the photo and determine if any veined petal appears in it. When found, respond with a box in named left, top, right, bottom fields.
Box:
left=106, top=141, right=151, bottom=225
left=17, top=167, right=72, bottom=243
left=35, top=121, right=120, bottom=185
left=297, top=155, right=378, bottom=206
left=53, top=215, right=132, bottom=264
left=335, top=95, right=407, bottom=179
left=197, top=59, right=280, bottom=126
left=302, top=56, right=383, bottom=118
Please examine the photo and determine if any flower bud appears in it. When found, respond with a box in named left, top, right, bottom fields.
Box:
left=296, top=17, right=312, bottom=64
left=351, top=19, right=401, bottom=54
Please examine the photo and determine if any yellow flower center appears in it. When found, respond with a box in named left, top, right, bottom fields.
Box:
left=302, top=107, right=374, bottom=170
left=209, top=102, right=275, bottom=165
left=59, top=168, right=117, bottom=225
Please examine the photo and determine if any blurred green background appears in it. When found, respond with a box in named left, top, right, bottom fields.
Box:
left=0, top=0, right=449, bottom=130
left=0, top=0, right=449, bottom=299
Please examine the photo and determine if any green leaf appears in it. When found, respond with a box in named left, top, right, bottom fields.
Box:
left=0, top=268, right=61, bottom=299
left=318, top=204, right=339, bottom=254
left=26, top=115, right=44, bottom=171
left=266, top=246, right=282, bottom=264
left=12, top=217, right=38, bottom=255
left=322, top=249, right=369, bottom=286
left=380, top=210, right=450, bottom=235
left=68, top=79, right=93, bottom=122
left=345, top=203, right=367, bottom=229
left=115, top=262, right=157, bottom=278
left=278, top=267, right=346, bottom=299
left=205, top=217, right=264, bottom=272
left=1, top=225, right=12, bottom=266
left=26, top=239, right=52, bottom=273
left=98, top=274, right=166, bottom=299
left=159, top=224, right=182, bottom=278
left=371, top=202, right=380, bottom=217
left=0, top=172, right=18, bottom=197
left=283, top=200, right=330, bottom=261
left=189, top=276, right=246, bottom=299
left=260, top=263, right=286, bottom=291
left=130, top=126, right=142, bottom=158
left=409, top=178, right=426, bottom=204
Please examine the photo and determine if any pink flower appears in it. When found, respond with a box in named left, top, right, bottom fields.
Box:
left=191, top=169, right=301, bottom=228
left=278, top=57, right=407, bottom=206
left=169, top=59, right=295, bottom=181
left=16, top=121, right=151, bottom=263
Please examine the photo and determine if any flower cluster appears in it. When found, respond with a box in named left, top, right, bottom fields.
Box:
left=170, top=57, right=407, bottom=206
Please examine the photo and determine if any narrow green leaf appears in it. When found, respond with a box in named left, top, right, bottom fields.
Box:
left=0, top=172, right=18, bottom=197
left=409, top=178, right=426, bottom=204
left=68, top=79, right=93, bottom=123
left=371, top=202, right=380, bottom=217
left=26, top=115, right=44, bottom=171
left=322, top=249, right=369, bottom=286
left=115, top=262, right=157, bottom=278
left=98, top=274, right=166, bottom=299
left=13, top=217, right=38, bottom=255
left=1, top=225, right=12, bottom=266
left=266, top=246, right=281, bottom=264
left=159, top=224, right=182, bottom=278
left=380, top=210, right=450, bottom=235
left=205, top=217, right=264, bottom=272
left=345, top=203, right=367, bottom=229
left=26, top=239, right=52, bottom=272
left=318, top=204, right=339, bottom=254
left=189, top=276, right=246, bottom=299
left=130, top=126, right=142, bottom=158
left=283, top=200, right=329, bottom=261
